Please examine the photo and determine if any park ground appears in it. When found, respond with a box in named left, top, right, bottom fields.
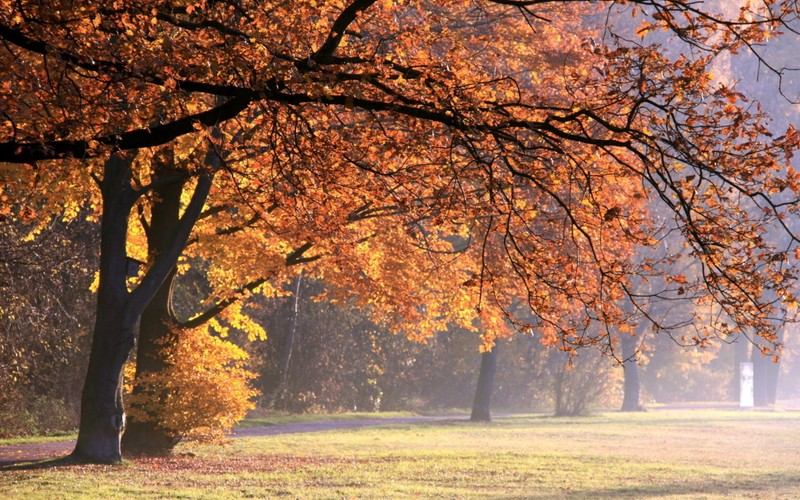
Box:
left=1, top=407, right=799, bottom=498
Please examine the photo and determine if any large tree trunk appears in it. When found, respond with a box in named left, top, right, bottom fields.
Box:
left=620, top=332, right=642, bottom=412
left=72, top=305, right=138, bottom=463
left=72, top=155, right=140, bottom=463
left=121, top=279, right=181, bottom=455
left=122, top=165, right=185, bottom=455
left=470, top=344, right=498, bottom=422
left=71, top=155, right=213, bottom=463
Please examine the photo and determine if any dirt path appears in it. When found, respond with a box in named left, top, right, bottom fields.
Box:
left=0, top=414, right=465, bottom=468
left=231, top=414, right=463, bottom=438
left=0, top=440, right=75, bottom=468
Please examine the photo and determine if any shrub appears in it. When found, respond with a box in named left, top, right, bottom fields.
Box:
left=126, top=325, right=259, bottom=443
left=552, top=348, right=621, bottom=416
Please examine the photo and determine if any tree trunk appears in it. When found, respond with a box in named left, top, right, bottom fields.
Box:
left=271, top=273, right=302, bottom=407
left=766, top=356, right=780, bottom=405
left=470, top=344, right=498, bottom=422
left=746, top=330, right=783, bottom=408
left=72, top=306, right=138, bottom=463
left=766, top=329, right=783, bottom=405
left=553, top=353, right=567, bottom=416
left=72, top=155, right=140, bottom=463
left=71, top=154, right=213, bottom=463
left=121, top=280, right=181, bottom=454
left=620, top=332, right=642, bottom=412
left=122, top=166, right=185, bottom=455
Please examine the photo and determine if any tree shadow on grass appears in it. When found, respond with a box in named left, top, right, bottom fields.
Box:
left=0, top=454, right=81, bottom=470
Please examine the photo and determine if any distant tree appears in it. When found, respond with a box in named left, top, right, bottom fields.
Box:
left=751, top=331, right=783, bottom=407
left=620, top=328, right=644, bottom=412
left=471, top=345, right=499, bottom=422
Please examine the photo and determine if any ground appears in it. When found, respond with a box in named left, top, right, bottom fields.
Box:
left=0, top=414, right=458, bottom=468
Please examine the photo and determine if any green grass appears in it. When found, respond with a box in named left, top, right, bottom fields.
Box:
left=0, top=431, right=77, bottom=447
left=2, top=409, right=799, bottom=498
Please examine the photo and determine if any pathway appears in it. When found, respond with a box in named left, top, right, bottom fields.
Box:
left=0, top=414, right=465, bottom=468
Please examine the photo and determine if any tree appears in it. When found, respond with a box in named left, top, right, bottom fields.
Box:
left=271, top=273, right=303, bottom=407
left=3, top=1, right=800, bottom=463
left=121, top=148, right=190, bottom=454
left=751, top=330, right=783, bottom=407
left=620, top=326, right=644, bottom=412
left=471, top=344, right=500, bottom=422
left=77, top=154, right=211, bottom=463
left=552, top=347, right=619, bottom=416
left=120, top=143, right=267, bottom=453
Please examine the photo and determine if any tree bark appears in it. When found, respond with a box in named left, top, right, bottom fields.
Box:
left=122, top=163, right=185, bottom=455
left=71, top=155, right=212, bottom=463
left=121, top=279, right=181, bottom=454
left=470, top=344, right=498, bottom=422
left=72, top=155, right=140, bottom=463
left=272, top=273, right=303, bottom=407
left=72, top=305, right=138, bottom=463
left=620, top=332, right=642, bottom=412
left=766, top=329, right=783, bottom=405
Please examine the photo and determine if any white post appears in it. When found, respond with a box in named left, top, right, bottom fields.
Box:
left=740, top=362, right=754, bottom=408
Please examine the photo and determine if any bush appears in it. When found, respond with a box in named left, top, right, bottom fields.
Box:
left=126, top=325, right=259, bottom=443
left=0, top=395, right=37, bottom=438
left=552, top=348, right=621, bottom=416
left=0, top=394, right=76, bottom=438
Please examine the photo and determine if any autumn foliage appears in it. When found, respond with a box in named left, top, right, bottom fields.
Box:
left=125, top=324, right=258, bottom=444
left=3, top=1, right=798, bottom=342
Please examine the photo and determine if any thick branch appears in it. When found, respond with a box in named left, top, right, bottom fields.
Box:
left=304, top=0, right=378, bottom=69
left=180, top=276, right=267, bottom=329
left=181, top=240, right=319, bottom=328
left=130, top=174, right=213, bottom=315
left=0, top=97, right=251, bottom=163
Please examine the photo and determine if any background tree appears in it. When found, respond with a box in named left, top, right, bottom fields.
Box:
left=470, top=346, right=499, bottom=422
left=619, top=323, right=646, bottom=412
left=0, top=214, right=97, bottom=436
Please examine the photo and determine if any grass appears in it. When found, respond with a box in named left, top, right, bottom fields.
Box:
left=2, top=409, right=799, bottom=498
left=0, top=431, right=77, bottom=448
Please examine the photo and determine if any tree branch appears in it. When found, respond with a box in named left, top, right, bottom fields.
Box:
left=0, top=97, right=251, bottom=163
left=130, top=173, right=213, bottom=315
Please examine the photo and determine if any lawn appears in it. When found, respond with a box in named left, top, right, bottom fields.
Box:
left=2, top=409, right=799, bottom=498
